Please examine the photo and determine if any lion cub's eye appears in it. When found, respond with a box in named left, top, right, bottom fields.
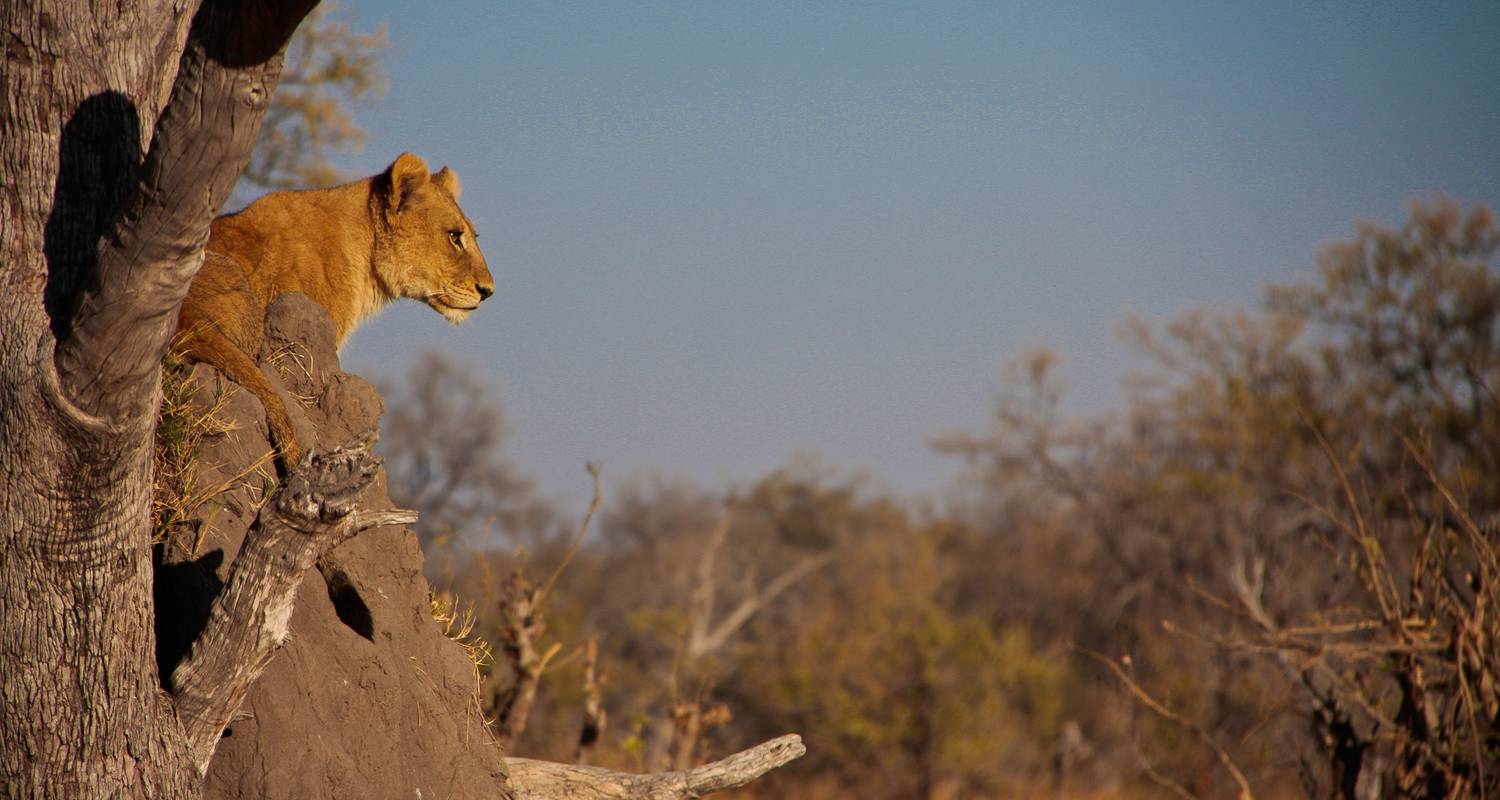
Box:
left=448, top=230, right=463, bottom=247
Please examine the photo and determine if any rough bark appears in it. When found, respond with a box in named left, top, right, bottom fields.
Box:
left=52, top=0, right=317, bottom=423
left=0, top=1, right=317, bottom=796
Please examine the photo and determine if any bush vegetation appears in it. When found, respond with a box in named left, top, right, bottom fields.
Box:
left=394, top=198, right=1499, bottom=799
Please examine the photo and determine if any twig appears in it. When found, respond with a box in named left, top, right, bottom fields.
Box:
left=1134, top=746, right=1201, bottom=800
left=1084, top=649, right=1255, bottom=800
left=536, top=461, right=603, bottom=607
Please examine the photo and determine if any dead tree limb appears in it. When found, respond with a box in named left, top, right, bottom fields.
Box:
left=493, top=571, right=560, bottom=751
left=494, top=463, right=603, bottom=750
left=685, top=512, right=834, bottom=661
left=507, top=734, right=806, bottom=800
left=575, top=637, right=607, bottom=765
left=169, top=431, right=414, bottom=773
left=1086, top=651, right=1255, bottom=800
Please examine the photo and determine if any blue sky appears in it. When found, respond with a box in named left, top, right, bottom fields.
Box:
left=327, top=1, right=1500, bottom=505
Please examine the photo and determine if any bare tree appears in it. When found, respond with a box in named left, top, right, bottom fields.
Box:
left=684, top=512, right=835, bottom=664
left=382, top=354, right=558, bottom=553
left=644, top=508, right=833, bottom=772
left=1223, top=434, right=1500, bottom=799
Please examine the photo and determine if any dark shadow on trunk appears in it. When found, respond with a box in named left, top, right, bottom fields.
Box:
left=153, top=545, right=225, bottom=689
left=43, top=91, right=141, bottom=341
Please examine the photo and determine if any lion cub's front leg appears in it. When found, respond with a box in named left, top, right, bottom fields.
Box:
left=175, top=252, right=306, bottom=472
left=175, top=321, right=306, bottom=470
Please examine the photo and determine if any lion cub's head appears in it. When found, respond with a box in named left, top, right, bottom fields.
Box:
left=372, top=153, right=495, bottom=324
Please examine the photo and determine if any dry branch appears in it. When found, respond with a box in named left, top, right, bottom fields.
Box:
left=507, top=734, right=806, bottom=800
left=492, top=571, right=554, bottom=750
left=1087, top=651, right=1255, bottom=800
left=685, top=512, right=834, bottom=660
left=495, top=463, right=604, bottom=749
left=169, top=431, right=411, bottom=773
left=575, top=637, right=607, bottom=765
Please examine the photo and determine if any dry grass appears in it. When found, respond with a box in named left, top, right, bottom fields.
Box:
left=154, top=350, right=236, bottom=544
left=431, top=590, right=496, bottom=697
left=154, top=347, right=279, bottom=551
left=267, top=341, right=320, bottom=406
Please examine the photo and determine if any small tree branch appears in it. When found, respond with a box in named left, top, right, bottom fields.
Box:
left=491, top=572, right=547, bottom=752
left=507, top=734, right=806, bottom=800
left=494, top=463, right=603, bottom=750
left=689, top=551, right=833, bottom=660
left=575, top=636, right=607, bottom=765
left=1086, top=651, right=1255, bottom=800
left=686, top=514, right=732, bottom=656
left=535, top=460, right=604, bottom=606
left=353, top=508, right=420, bottom=530
left=168, top=431, right=407, bottom=773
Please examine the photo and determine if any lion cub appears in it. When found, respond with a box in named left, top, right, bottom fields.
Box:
left=176, top=152, right=494, bottom=469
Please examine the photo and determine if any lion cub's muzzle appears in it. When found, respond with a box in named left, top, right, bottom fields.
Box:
left=426, top=278, right=494, bottom=323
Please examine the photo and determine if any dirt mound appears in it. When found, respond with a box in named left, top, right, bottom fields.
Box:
left=155, top=294, right=509, bottom=799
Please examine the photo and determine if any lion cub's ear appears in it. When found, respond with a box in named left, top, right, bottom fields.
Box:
left=433, top=167, right=462, bottom=199
left=385, top=152, right=430, bottom=213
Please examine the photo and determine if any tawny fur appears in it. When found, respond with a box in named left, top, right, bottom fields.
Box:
left=175, top=153, right=494, bottom=468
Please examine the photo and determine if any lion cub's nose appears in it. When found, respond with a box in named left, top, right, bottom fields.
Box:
left=476, top=283, right=494, bottom=301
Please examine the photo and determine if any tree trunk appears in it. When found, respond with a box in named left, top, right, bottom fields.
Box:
left=0, top=1, right=318, bottom=796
